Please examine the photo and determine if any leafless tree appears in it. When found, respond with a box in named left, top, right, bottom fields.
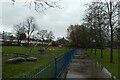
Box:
left=37, top=30, right=48, bottom=46
left=84, top=0, right=119, bottom=62
left=13, top=23, right=26, bottom=45
left=104, top=0, right=119, bottom=63
left=67, top=24, right=90, bottom=48
left=46, top=31, right=54, bottom=41
left=67, top=25, right=76, bottom=46
left=84, top=1, right=106, bottom=55
left=11, top=0, right=60, bottom=12
left=24, top=16, right=38, bottom=45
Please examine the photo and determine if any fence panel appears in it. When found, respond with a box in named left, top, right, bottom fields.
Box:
left=21, top=48, right=77, bottom=79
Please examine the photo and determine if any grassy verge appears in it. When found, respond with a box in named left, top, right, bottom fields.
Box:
left=0, top=46, right=2, bottom=79
left=2, top=46, right=70, bottom=78
left=85, top=49, right=119, bottom=79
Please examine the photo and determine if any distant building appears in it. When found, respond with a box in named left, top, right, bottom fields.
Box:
left=56, top=37, right=69, bottom=46
left=1, top=31, right=16, bottom=41
left=0, top=33, right=2, bottom=45
left=0, top=32, right=2, bottom=40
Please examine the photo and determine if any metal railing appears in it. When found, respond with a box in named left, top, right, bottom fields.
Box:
left=21, top=48, right=77, bottom=79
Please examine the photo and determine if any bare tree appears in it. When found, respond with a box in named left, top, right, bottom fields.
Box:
left=11, top=0, right=60, bottom=12
left=37, top=30, right=48, bottom=46
left=67, top=25, right=76, bottom=46
left=67, top=24, right=90, bottom=48
left=13, top=23, right=26, bottom=45
left=104, top=0, right=119, bottom=63
left=84, top=0, right=119, bottom=62
left=84, top=1, right=105, bottom=55
left=46, top=31, right=54, bottom=41
left=91, top=1, right=107, bottom=58
left=24, top=16, right=37, bottom=45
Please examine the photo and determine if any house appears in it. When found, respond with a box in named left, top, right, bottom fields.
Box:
left=55, top=37, right=69, bottom=46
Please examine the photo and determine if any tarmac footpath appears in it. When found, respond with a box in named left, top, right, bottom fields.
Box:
left=60, top=49, right=118, bottom=80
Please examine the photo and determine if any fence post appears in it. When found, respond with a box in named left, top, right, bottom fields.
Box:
left=64, top=53, right=66, bottom=66
left=21, top=48, right=77, bottom=79
left=54, top=58, right=57, bottom=79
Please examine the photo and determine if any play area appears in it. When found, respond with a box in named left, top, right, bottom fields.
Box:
left=2, top=45, right=69, bottom=78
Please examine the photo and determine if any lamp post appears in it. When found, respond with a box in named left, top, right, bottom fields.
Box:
left=92, top=40, right=96, bottom=55
left=91, top=40, right=95, bottom=54
left=2, top=31, right=4, bottom=40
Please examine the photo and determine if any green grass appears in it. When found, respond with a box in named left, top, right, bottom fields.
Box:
left=85, top=49, right=119, bottom=79
left=2, top=46, right=40, bottom=53
left=2, top=46, right=70, bottom=78
left=0, top=57, right=1, bottom=79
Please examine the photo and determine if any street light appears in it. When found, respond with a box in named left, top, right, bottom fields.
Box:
left=92, top=39, right=96, bottom=55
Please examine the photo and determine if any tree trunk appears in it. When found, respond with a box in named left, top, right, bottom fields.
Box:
left=110, top=1, right=113, bottom=63
left=95, top=48, right=96, bottom=55
left=2, top=31, right=5, bottom=42
left=110, top=24, right=113, bottom=63
left=42, top=41, right=44, bottom=46
left=100, top=49, right=103, bottom=58
left=91, top=48, right=93, bottom=53
left=100, top=25, right=103, bottom=58
left=20, top=39, right=21, bottom=45
left=27, top=36, right=30, bottom=46
left=17, top=39, right=20, bottom=46
left=17, top=31, right=20, bottom=46
left=94, top=41, right=97, bottom=55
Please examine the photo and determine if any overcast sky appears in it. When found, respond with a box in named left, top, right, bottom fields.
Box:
left=0, top=0, right=92, bottom=39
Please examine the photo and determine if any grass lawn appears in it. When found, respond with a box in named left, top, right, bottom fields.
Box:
left=85, top=49, right=119, bottom=79
left=2, top=46, right=70, bottom=78
left=2, top=46, right=40, bottom=53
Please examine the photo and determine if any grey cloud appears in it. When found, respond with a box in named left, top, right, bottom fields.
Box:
left=1, top=0, right=91, bottom=39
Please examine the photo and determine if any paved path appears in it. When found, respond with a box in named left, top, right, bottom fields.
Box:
left=65, top=49, right=116, bottom=80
